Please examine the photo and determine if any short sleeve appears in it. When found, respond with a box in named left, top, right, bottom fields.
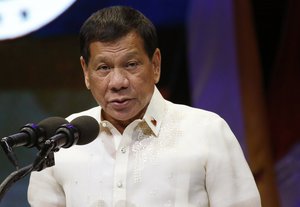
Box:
left=27, top=167, right=65, bottom=207
left=205, top=117, right=261, bottom=207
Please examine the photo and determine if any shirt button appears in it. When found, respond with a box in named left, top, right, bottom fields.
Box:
left=121, top=147, right=126, bottom=153
left=117, top=181, right=123, bottom=188
left=101, top=122, right=107, bottom=127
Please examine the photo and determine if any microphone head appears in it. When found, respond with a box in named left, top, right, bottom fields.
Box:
left=38, top=117, right=69, bottom=139
left=70, top=116, right=99, bottom=145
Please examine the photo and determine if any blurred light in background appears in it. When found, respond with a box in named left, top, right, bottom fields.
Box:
left=0, top=0, right=76, bottom=40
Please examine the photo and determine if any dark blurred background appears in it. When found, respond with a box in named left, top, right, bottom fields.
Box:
left=0, top=0, right=299, bottom=206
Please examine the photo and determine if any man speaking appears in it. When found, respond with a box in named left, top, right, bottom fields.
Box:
left=28, top=6, right=261, bottom=207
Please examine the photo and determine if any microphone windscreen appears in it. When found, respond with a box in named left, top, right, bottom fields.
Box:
left=38, top=117, right=69, bottom=138
left=70, top=116, right=99, bottom=145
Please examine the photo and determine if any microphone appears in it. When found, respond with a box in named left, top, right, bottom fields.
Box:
left=0, top=117, right=68, bottom=169
left=47, top=115, right=99, bottom=151
left=0, top=117, right=68, bottom=149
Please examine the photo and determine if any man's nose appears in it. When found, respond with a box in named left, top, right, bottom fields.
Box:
left=108, top=68, right=129, bottom=91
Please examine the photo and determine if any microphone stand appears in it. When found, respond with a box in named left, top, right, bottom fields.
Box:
left=0, top=164, right=33, bottom=202
left=0, top=140, right=55, bottom=203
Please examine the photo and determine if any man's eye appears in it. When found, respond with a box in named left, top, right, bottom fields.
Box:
left=126, top=61, right=139, bottom=70
left=97, top=65, right=110, bottom=71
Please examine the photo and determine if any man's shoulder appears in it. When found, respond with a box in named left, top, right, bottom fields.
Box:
left=166, top=101, right=221, bottom=121
left=65, top=106, right=100, bottom=122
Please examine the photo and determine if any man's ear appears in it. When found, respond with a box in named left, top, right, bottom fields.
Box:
left=152, top=48, right=161, bottom=84
left=80, top=56, right=90, bottom=90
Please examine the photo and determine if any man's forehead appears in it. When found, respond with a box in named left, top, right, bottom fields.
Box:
left=88, top=34, right=146, bottom=59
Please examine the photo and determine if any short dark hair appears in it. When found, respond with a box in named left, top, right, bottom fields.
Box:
left=79, top=6, right=158, bottom=64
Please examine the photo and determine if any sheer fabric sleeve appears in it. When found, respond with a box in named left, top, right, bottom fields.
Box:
left=205, top=117, right=261, bottom=207
left=27, top=167, right=65, bottom=207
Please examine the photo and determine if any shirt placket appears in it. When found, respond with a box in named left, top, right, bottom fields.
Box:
left=112, top=123, right=139, bottom=207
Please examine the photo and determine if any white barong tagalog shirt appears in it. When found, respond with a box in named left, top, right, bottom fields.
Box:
left=28, top=86, right=261, bottom=207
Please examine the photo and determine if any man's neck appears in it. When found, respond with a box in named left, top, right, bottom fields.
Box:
left=101, top=106, right=148, bottom=134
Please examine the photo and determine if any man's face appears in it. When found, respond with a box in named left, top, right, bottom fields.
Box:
left=80, top=32, right=161, bottom=126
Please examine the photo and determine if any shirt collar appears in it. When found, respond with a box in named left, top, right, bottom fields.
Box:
left=142, top=86, right=166, bottom=136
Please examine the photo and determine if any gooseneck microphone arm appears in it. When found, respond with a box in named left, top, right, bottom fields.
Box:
left=0, top=164, right=33, bottom=202
left=0, top=140, right=56, bottom=203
